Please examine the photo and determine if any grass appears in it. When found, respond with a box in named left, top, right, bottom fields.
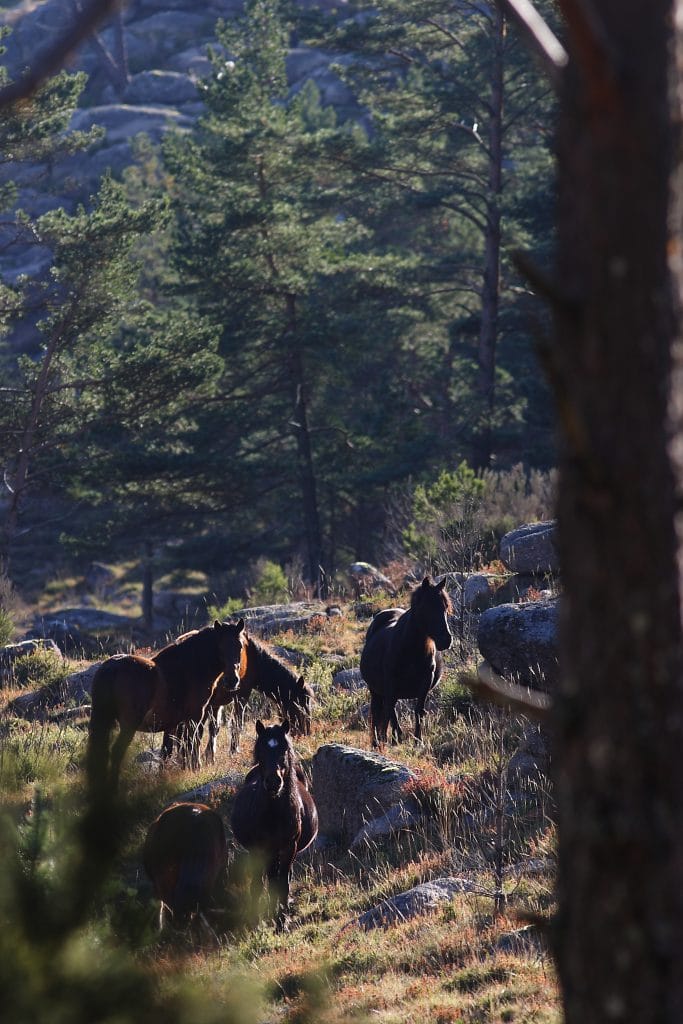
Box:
left=0, top=591, right=560, bottom=1024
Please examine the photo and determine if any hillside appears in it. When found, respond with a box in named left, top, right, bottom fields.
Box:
left=0, top=577, right=560, bottom=1023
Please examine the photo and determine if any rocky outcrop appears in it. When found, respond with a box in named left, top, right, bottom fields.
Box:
left=311, top=743, right=416, bottom=844
left=477, top=598, right=559, bottom=692
left=7, top=661, right=101, bottom=719
left=499, top=521, right=558, bottom=575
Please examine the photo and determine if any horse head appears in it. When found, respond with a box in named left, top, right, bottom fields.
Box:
left=412, top=576, right=453, bottom=651
left=254, top=719, right=292, bottom=797
left=287, top=676, right=313, bottom=737
left=213, top=618, right=246, bottom=691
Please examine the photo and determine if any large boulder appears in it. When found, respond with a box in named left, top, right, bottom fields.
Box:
left=7, top=661, right=101, bottom=719
left=477, top=598, right=559, bottom=691
left=499, top=521, right=559, bottom=575
left=311, top=743, right=415, bottom=844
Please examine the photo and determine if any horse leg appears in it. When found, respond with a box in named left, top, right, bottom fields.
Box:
left=203, top=707, right=222, bottom=765
left=230, top=696, right=247, bottom=754
left=269, top=850, right=294, bottom=932
left=109, top=724, right=137, bottom=790
left=390, top=705, right=403, bottom=744
left=369, top=692, right=388, bottom=748
left=414, top=695, right=428, bottom=743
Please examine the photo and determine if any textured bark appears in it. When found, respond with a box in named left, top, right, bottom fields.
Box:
left=552, top=1, right=683, bottom=1019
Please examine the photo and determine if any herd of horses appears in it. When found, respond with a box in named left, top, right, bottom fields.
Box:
left=85, top=576, right=453, bottom=935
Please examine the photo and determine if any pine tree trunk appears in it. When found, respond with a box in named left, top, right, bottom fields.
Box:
left=552, top=2, right=683, bottom=1018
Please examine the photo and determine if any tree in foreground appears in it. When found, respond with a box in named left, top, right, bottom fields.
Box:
left=511, top=0, right=683, bottom=1018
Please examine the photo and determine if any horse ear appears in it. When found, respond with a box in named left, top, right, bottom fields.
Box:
left=214, top=619, right=222, bottom=629
left=296, top=675, right=305, bottom=688
left=421, top=576, right=431, bottom=587
left=281, top=719, right=290, bottom=734
left=236, top=617, right=245, bottom=631
left=255, top=720, right=265, bottom=735
left=436, top=576, right=447, bottom=591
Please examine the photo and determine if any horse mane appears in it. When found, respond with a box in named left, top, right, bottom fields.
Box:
left=246, top=635, right=300, bottom=695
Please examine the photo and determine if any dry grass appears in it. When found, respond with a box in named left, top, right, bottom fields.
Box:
left=0, top=596, right=561, bottom=1023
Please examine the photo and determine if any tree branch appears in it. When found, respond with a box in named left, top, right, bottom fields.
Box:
left=0, top=0, right=126, bottom=108
left=465, top=660, right=552, bottom=723
left=494, top=0, right=568, bottom=90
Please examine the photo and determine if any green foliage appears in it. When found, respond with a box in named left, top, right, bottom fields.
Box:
left=12, top=650, right=69, bottom=691
left=404, top=462, right=555, bottom=571
left=251, top=559, right=290, bottom=604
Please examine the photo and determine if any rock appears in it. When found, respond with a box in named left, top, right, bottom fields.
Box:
left=120, top=70, right=199, bottom=107
left=0, top=638, right=63, bottom=686
left=351, top=877, right=480, bottom=930
left=507, top=723, right=551, bottom=793
left=7, top=661, right=101, bottom=719
left=494, top=924, right=546, bottom=956
left=234, top=601, right=329, bottom=637
left=499, top=521, right=559, bottom=575
left=332, top=667, right=364, bottom=690
left=349, top=798, right=422, bottom=850
left=311, top=743, right=415, bottom=843
left=175, top=773, right=243, bottom=804
left=477, top=598, right=559, bottom=691
left=348, top=562, right=397, bottom=597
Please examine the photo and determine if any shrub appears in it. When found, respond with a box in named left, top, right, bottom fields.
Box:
left=0, top=576, right=16, bottom=646
left=13, top=649, right=69, bottom=691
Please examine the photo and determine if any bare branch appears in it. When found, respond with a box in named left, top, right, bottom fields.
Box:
left=465, top=660, right=552, bottom=724
left=0, top=0, right=126, bottom=109
left=495, top=0, right=568, bottom=90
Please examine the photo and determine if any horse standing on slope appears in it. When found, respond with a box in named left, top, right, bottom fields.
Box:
left=360, top=576, right=452, bottom=747
left=86, top=619, right=246, bottom=791
left=143, top=801, right=227, bottom=937
left=231, top=719, right=318, bottom=931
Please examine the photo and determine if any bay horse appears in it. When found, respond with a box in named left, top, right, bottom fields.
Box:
left=359, top=576, right=452, bottom=747
left=86, top=619, right=246, bottom=791
left=143, top=801, right=227, bottom=936
left=231, top=719, right=318, bottom=931
left=201, top=632, right=314, bottom=761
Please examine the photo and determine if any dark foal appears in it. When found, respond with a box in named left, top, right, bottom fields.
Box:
left=231, top=719, right=318, bottom=930
left=143, top=801, right=227, bottom=938
left=360, top=576, right=453, bottom=747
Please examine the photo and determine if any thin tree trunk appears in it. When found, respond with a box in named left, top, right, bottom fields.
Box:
left=552, top=2, right=683, bottom=1018
left=474, top=7, right=504, bottom=467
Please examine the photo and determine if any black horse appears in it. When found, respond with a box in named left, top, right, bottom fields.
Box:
left=143, top=801, right=228, bottom=937
left=86, top=620, right=245, bottom=791
left=203, top=633, right=314, bottom=761
left=231, top=719, right=318, bottom=930
left=359, top=576, right=452, bottom=747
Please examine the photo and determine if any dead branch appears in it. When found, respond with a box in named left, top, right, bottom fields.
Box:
left=494, top=0, right=568, bottom=89
left=467, top=660, right=552, bottom=724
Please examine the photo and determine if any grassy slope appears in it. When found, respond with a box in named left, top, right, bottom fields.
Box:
left=0, top=602, right=560, bottom=1024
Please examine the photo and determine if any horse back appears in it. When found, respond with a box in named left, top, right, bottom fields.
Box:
left=144, top=802, right=226, bottom=917
left=91, top=654, right=159, bottom=724
left=360, top=608, right=403, bottom=694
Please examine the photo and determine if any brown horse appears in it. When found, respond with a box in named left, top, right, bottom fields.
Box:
left=360, top=577, right=452, bottom=747
left=143, top=801, right=227, bottom=935
left=86, top=619, right=246, bottom=791
left=231, top=719, right=318, bottom=930
left=198, top=632, right=314, bottom=761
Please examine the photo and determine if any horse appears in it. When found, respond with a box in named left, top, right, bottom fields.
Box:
left=200, top=632, right=314, bottom=762
left=143, top=801, right=227, bottom=936
left=359, top=576, right=453, bottom=747
left=86, top=619, right=246, bottom=791
left=230, top=719, right=318, bottom=931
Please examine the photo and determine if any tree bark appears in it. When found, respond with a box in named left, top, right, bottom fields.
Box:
left=552, top=1, right=683, bottom=1019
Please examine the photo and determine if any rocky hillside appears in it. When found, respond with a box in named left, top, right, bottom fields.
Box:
left=0, top=0, right=357, bottom=282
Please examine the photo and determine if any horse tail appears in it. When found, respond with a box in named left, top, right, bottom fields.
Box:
left=86, top=661, right=118, bottom=791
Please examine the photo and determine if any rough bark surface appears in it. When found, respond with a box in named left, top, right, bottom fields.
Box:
left=552, top=2, right=683, bottom=1019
